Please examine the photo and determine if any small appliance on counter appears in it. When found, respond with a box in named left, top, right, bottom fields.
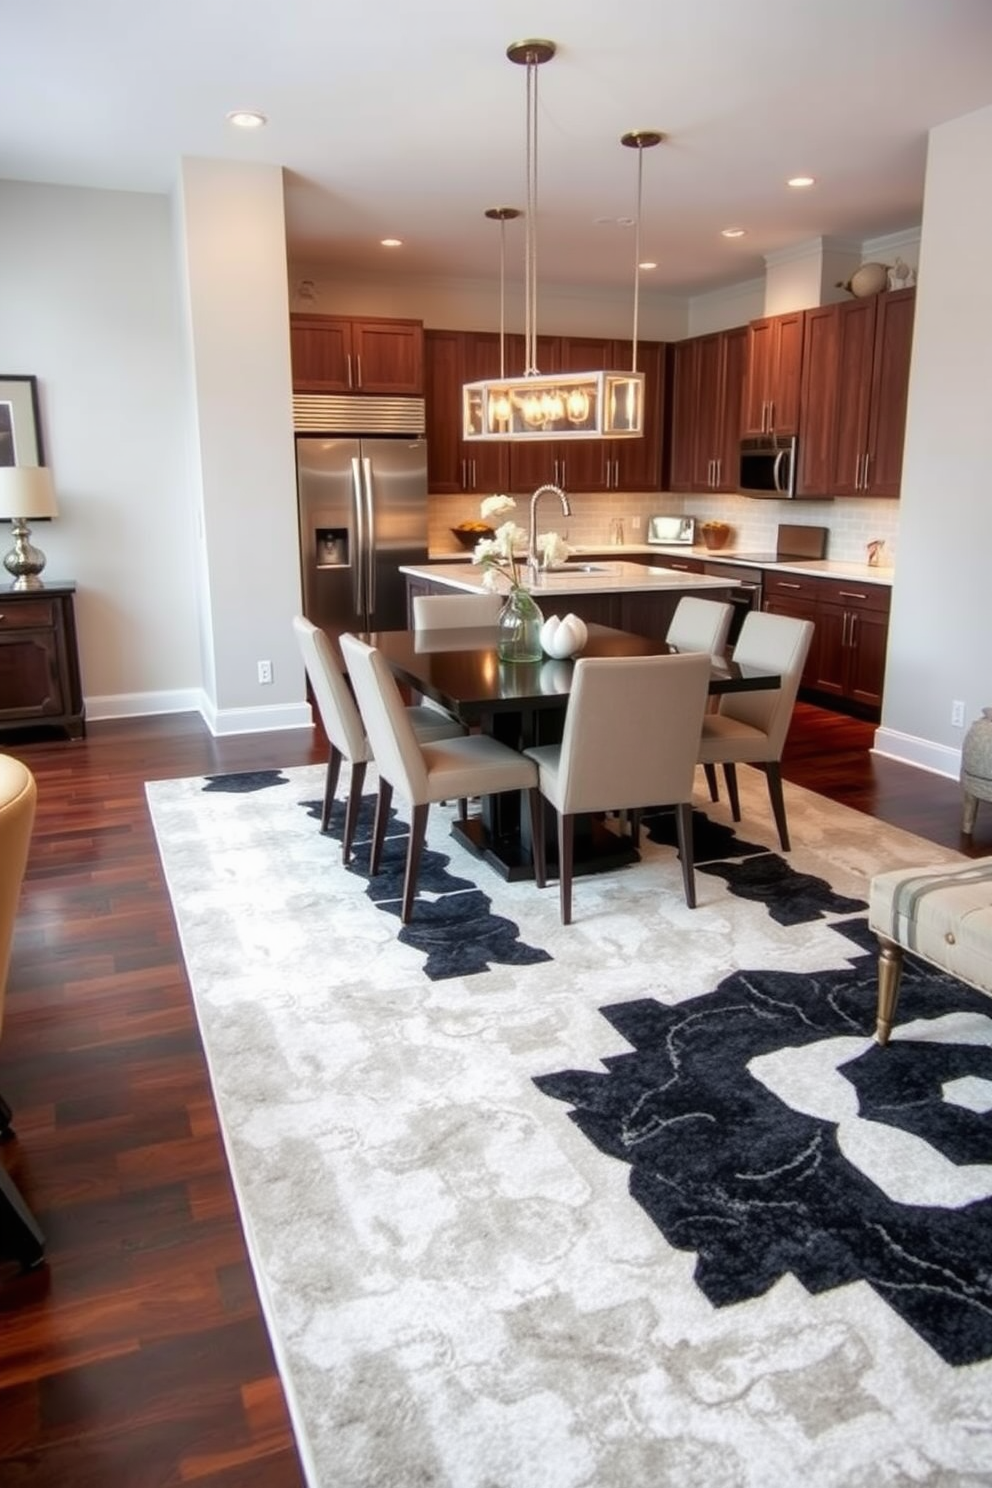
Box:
left=647, top=514, right=695, bottom=546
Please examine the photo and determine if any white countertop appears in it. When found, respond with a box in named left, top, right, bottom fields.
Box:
left=402, top=560, right=741, bottom=597
left=429, top=545, right=894, bottom=587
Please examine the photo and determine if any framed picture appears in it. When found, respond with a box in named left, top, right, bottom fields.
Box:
left=0, top=375, right=44, bottom=467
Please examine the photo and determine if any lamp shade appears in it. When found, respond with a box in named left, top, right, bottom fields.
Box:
left=0, top=465, right=59, bottom=520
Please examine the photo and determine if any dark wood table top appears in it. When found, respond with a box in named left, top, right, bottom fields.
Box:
left=364, top=622, right=780, bottom=724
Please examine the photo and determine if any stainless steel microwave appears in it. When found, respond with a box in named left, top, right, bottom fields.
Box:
left=739, top=434, right=802, bottom=498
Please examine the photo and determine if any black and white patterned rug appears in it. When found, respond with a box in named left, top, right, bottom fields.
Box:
left=147, top=763, right=992, bottom=1487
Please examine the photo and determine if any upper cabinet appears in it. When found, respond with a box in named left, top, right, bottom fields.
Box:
left=742, top=310, right=805, bottom=437
left=423, top=330, right=666, bottom=496
left=290, top=314, right=424, bottom=395
left=796, top=287, right=915, bottom=498
left=666, top=326, right=747, bottom=493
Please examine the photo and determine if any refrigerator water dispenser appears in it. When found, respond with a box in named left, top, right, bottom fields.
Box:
left=316, top=528, right=349, bottom=567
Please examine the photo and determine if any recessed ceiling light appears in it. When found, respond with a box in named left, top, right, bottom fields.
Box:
left=787, top=175, right=815, bottom=189
left=638, top=261, right=657, bottom=270
left=226, top=109, right=267, bottom=129
left=380, top=238, right=403, bottom=248
left=721, top=227, right=747, bottom=238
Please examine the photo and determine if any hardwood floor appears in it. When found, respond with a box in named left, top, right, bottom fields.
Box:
left=1, top=704, right=989, bottom=1485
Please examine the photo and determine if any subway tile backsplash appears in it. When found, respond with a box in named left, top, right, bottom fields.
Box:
left=430, top=489, right=900, bottom=567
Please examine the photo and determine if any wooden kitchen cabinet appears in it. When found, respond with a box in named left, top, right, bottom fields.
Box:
left=797, top=287, right=915, bottom=498
left=0, top=583, right=85, bottom=739
left=666, top=327, right=746, bottom=493
left=290, top=313, right=424, bottom=395
left=808, top=578, right=890, bottom=711
left=742, top=310, right=805, bottom=437
left=424, top=329, right=508, bottom=495
left=761, top=570, right=821, bottom=687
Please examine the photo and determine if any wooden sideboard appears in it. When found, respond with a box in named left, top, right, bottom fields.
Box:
left=0, top=582, right=85, bottom=739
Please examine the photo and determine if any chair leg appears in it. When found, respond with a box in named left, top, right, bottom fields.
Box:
left=322, top=746, right=343, bottom=833
left=342, top=760, right=367, bottom=865
left=401, top=803, right=430, bottom=924
left=629, top=809, right=641, bottom=850
left=0, top=1165, right=45, bottom=1271
left=457, top=798, right=469, bottom=821
left=0, top=1091, right=13, bottom=1142
left=765, top=762, right=790, bottom=852
left=530, top=791, right=547, bottom=888
left=722, top=763, right=741, bottom=821
left=558, top=813, right=575, bottom=925
left=704, top=763, right=720, bottom=802
left=876, top=934, right=904, bottom=1046
left=674, top=800, right=697, bottom=908
left=370, top=780, right=392, bottom=875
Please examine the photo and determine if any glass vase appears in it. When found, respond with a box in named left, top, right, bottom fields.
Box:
left=497, top=586, right=544, bottom=663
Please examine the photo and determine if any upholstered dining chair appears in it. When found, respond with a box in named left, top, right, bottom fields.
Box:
left=293, top=615, right=465, bottom=864
left=412, top=591, right=503, bottom=630
left=0, top=753, right=46, bottom=1269
left=524, top=651, right=712, bottom=925
left=340, top=632, right=541, bottom=924
left=698, top=609, right=815, bottom=852
left=665, top=595, right=734, bottom=658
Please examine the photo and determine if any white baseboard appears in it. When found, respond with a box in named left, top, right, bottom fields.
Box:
left=872, top=725, right=961, bottom=780
left=84, top=689, right=314, bottom=737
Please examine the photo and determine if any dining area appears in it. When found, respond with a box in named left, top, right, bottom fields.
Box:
left=293, top=595, right=814, bottom=927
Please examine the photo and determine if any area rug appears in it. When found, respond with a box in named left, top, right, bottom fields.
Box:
left=146, top=763, right=992, bottom=1487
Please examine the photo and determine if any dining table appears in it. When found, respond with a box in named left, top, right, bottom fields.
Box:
left=360, top=622, right=781, bottom=882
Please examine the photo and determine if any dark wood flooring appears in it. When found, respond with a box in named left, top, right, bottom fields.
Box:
left=1, top=703, right=988, bottom=1485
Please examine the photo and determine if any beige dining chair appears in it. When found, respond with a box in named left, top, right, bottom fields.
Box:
left=340, top=632, right=541, bottom=924
left=698, top=609, right=815, bottom=852
left=412, top=591, right=503, bottom=630
left=293, top=615, right=465, bottom=864
left=524, top=651, right=712, bottom=924
left=665, top=595, right=734, bottom=658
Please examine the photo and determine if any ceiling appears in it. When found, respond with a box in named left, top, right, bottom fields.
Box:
left=5, top=0, right=992, bottom=299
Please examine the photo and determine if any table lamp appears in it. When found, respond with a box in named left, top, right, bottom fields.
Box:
left=0, top=466, right=59, bottom=589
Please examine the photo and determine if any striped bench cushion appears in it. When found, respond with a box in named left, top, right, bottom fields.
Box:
left=868, top=857, right=992, bottom=995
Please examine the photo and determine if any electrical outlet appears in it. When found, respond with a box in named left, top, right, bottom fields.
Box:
left=630, top=514, right=641, bottom=531
left=951, top=699, right=966, bottom=728
left=257, top=660, right=273, bottom=685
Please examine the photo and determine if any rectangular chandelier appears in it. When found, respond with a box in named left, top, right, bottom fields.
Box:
left=462, top=368, right=646, bottom=442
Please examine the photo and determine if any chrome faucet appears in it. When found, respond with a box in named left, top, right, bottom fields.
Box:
left=527, top=483, right=572, bottom=583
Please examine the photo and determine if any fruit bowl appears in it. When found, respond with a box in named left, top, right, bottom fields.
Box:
left=451, top=524, right=495, bottom=550
left=700, top=521, right=731, bottom=551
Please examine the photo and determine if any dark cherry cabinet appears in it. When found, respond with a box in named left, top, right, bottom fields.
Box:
left=763, top=569, right=891, bottom=715
left=423, top=329, right=666, bottom=496
left=797, top=288, right=915, bottom=498
left=424, top=329, right=509, bottom=495
left=742, top=310, right=805, bottom=437
left=666, top=327, right=746, bottom=493
left=290, top=313, right=424, bottom=395
left=0, top=583, right=85, bottom=739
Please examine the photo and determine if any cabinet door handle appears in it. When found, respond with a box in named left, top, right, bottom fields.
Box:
left=848, top=611, right=858, bottom=648
left=841, top=612, right=849, bottom=647
left=461, top=459, right=467, bottom=490
left=715, top=458, right=722, bottom=487
left=559, top=458, right=566, bottom=487
left=838, top=590, right=867, bottom=601
left=767, top=400, right=775, bottom=433
left=613, top=459, right=620, bottom=489
left=670, top=562, right=690, bottom=571
left=776, top=581, right=801, bottom=590
left=346, top=354, right=354, bottom=389
left=853, top=453, right=862, bottom=489
left=862, top=452, right=871, bottom=490
left=471, top=460, right=477, bottom=489
left=356, top=355, right=363, bottom=388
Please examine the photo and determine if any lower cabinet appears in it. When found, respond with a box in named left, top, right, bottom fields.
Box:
left=0, top=584, right=85, bottom=739
left=762, top=570, right=890, bottom=715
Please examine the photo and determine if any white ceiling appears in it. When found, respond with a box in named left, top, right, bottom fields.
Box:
left=5, top=0, right=992, bottom=298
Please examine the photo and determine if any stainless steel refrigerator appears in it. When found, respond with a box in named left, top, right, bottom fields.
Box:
left=296, top=430, right=428, bottom=639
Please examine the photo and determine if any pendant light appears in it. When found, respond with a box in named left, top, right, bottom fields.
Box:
left=463, top=39, right=663, bottom=444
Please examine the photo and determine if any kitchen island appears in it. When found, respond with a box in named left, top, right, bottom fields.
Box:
left=400, top=560, right=737, bottom=641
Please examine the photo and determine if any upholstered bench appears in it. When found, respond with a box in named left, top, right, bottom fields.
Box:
left=868, top=857, right=992, bottom=1045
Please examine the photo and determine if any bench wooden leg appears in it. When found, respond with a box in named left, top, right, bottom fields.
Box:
left=876, top=933, right=905, bottom=1046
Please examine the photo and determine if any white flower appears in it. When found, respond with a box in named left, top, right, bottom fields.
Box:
left=472, top=520, right=528, bottom=589
left=537, top=531, right=572, bottom=569
left=480, top=493, right=516, bottom=522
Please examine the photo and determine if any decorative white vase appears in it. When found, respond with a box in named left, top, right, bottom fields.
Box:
left=540, top=612, right=588, bottom=659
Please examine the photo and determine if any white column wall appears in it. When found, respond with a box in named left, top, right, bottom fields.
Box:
left=175, top=158, right=309, bottom=732
left=874, top=104, right=992, bottom=776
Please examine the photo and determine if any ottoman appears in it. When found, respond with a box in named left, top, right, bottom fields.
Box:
left=868, top=857, right=992, bottom=1044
